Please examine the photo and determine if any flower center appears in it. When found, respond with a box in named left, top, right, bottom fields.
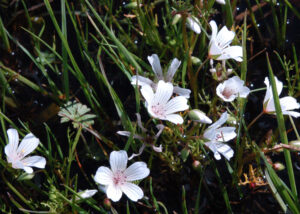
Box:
left=222, top=87, right=235, bottom=99
left=113, top=171, right=127, bottom=186
left=151, top=103, right=165, bottom=117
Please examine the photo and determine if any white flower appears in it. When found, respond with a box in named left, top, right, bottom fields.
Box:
left=216, top=0, right=226, bottom=4
left=4, top=129, right=46, bottom=173
left=76, top=189, right=98, bottom=200
left=186, top=17, right=201, bottom=34
left=188, top=109, right=212, bottom=124
left=203, top=112, right=236, bottom=160
left=209, top=20, right=243, bottom=62
left=141, top=80, right=189, bottom=124
left=263, top=77, right=300, bottom=117
left=216, top=76, right=250, bottom=102
left=131, top=54, right=191, bottom=98
left=94, top=150, right=150, bottom=202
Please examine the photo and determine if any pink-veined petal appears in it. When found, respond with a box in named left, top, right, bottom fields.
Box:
left=124, top=162, right=150, bottom=181
left=94, top=166, right=114, bottom=185
left=110, top=150, right=128, bottom=172
left=164, top=96, right=189, bottom=115
left=148, top=54, right=163, bottom=80
left=164, top=114, right=184, bottom=124
left=106, top=184, right=123, bottom=202
left=121, top=182, right=144, bottom=202
left=21, top=155, right=46, bottom=169
left=166, top=58, right=181, bottom=82
left=215, top=127, right=237, bottom=142
left=16, top=133, right=39, bottom=158
left=5, top=129, right=19, bottom=157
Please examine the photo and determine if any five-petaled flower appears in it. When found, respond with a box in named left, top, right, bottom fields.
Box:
left=203, top=112, right=236, bottom=160
left=216, top=76, right=250, bottom=102
left=263, top=76, right=300, bottom=117
left=141, top=80, right=189, bottom=124
left=94, top=150, right=150, bottom=202
left=209, top=20, right=243, bottom=62
left=4, top=128, right=46, bottom=173
left=131, top=54, right=191, bottom=98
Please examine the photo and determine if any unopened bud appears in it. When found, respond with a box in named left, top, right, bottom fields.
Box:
left=191, top=56, right=201, bottom=65
left=227, top=115, right=237, bottom=125
left=273, top=162, right=285, bottom=171
left=103, top=198, right=111, bottom=210
left=124, top=2, right=140, bottom=9
left=172, top=14, right=182, bottom=25
left=192, top=160, right=201, bottom=170
left=289, top=140, right=300, bottom=148
left=188, top=109, right=212, bottom=124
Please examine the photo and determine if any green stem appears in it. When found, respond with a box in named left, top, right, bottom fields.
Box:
left=247, top=111, right=264, bottom=130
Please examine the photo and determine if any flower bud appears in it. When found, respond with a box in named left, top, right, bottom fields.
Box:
left=124, top=2, right=140, bottom=9
left=273, top=162, right=285, bottom=171
left=103, top=198, right=111, bottom=210
left=191, top=56, right=201, bottom=65
left=289, top=140, right=300, bottom=148
left=227, top=115, right=237, bottom=125
left=172, top=14, right=182, bottom=25
left=188, top=109, right=212, bottom=124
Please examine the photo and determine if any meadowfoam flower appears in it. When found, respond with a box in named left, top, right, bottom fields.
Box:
left=209, top=20, right=243, bottom=62
left=216, top=76, right=250, bottom=102
left=131, top=54, right=191, bottom=98
left=186, top=16, right=201, bottom=34
left=4, top=129, right=46, bottom=173
left=94, top=150, right=150, bottom=202
left=263, top=76, right=300, bottom=117
left=203, top=112, right=236, bottom=160
left=141, top=80, right=189, bottom=124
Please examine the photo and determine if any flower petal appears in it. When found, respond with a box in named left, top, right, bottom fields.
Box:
left=209, top=20, right=218, bottom=42
left=141, top=84, right=154, bottom=105
left=110, top=150, right=128, bottom=172
left=282, top=111, right=300, bottom=118
left=23, top=166, right=34, bottom=174
left=16, top=133, right=40, bottom=158
left=219, top=46, right=243, bottom=61
left=148, top=54, right=163, bottom=80
left=164, top=96, right=189, bottom=115
left=216, top=26, right=235, bottom=49
left=94, top=166, right=114, bottom=185
left=215, top=127, right=237, bottom=142
left=164, top=114, right=184, bottom=124
left=131, top=75, right=154, bottom=88
left=153, top=80, right=173, bottom=106
left=166, top=58, right=181, bottom=82
left=173, top=86, right=191, bottom=98
left=106, top=184, right=123, bottom=202
left=207, top=112, right=228, bottom=130
left=77, top=189, right=98, bottom=199
left=5, top=129, right=19, bottom=157
left=121, top=182, right=144, bottom=202
left=205, top=141, right=234, bottom=160
left=21, top=155, right=46, bottom=169
left=124, top=162, right=150, bottom=181
left=279, top=96, right=300, bottom=112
